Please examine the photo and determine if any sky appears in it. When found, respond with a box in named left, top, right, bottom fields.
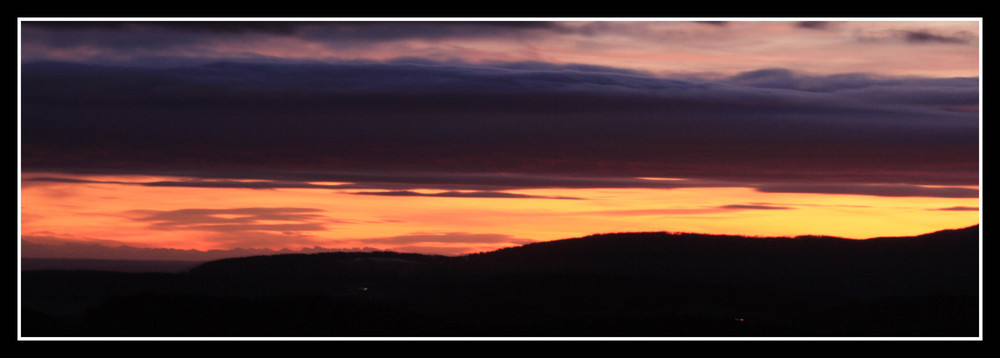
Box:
left=18, top=18, right=981, bottom=259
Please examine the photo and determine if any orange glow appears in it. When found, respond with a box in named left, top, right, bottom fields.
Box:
left=19, top=173, right=979, bottom=257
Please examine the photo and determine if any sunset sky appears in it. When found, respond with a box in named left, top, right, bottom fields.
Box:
left=18, top=18, right=980, bottom=259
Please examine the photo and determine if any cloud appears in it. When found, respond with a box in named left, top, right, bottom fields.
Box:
left=854, top=28, right=975, bottom=45
left=349, top=190, right=582, bottom=200
left=23, top=167, right=978, bottom=200
left=117, top=207, right=352, bottom=249
left=22, top=21, right=308, bottom=35
left=796, top=21, right=838, bottom=30
left=23, top=170, right=980, bottom=203
left=20, top=60, right=978, bottom=191
left=899, top=29, right=973, bottom=44
left=930, top=206, right=979, bottom=211
left=22, top=172, right=715, bottom=191
left=755, top=183, right=979, bottom=198
left=725, top=68, right=979, bottom=110
left=19, top=20, right=564, bottom=63
left=21, top=176, right=345, bottom=190
left=295, top=21, right=561, bottom=42
left=719, top=204, right=793, bottom=210
left=564, top=203, right=794, bottom=217
left=129, top=207, right=333, bottom=232
left=695, top=21, right=729, bottom=27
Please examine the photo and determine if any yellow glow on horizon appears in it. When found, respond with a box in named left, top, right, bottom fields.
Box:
left=20, top=173, right=980, bottom=256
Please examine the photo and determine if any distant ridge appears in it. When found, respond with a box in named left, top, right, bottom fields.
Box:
left=461, top=224, right=979, bottom=267
left=181, top=224, right=978, bottom=300
left=187, top=250, right=448, bottom=276
left=21, top=225, right=980, bottom=337
left=181, top=224, right=980, bottom=273
left=867, top=224, right=980, bottom=241
left=20, top=258, right=205, bottom=273
left=450, top=225, right=979, bottom=294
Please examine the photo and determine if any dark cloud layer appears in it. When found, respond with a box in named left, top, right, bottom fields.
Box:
left=19, top=21, right=563, bottom=60
left=23, top=171, right=978, bottom=199
left=23, top=21, right=308, bottom=34
left=19, top=60, right=979, bottom=195
left=23, top=20, right=559, bottom=36
left=21, top=173, right=721, bottom=191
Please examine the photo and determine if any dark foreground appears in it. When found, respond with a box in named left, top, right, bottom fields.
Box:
left=20, top=226, right=980, bottom=338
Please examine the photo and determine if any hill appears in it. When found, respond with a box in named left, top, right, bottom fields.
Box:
left=20, top=258, right=204, bottom=273
left=20, top=226, right=980, bottom=337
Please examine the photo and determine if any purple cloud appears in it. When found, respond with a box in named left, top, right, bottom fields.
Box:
left=20, top=60, right=978, bottom=195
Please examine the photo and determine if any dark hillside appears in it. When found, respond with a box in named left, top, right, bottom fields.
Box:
left=20, top=225, right=979, bottom=337
left=187, top=251, right=447, bottom=276
left=450, top=226, right=979, bottom=300
left=20, top=258, right=204, bottom=273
